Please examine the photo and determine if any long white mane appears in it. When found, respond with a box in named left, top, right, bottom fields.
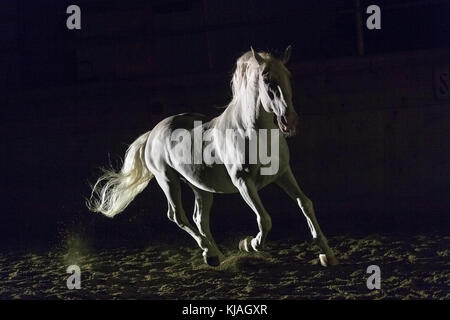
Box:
left=226, top=51, right=275, bottom=131
left=231, top=51, right=268, bottom=99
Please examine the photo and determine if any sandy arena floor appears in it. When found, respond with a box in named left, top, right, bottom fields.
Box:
left=0, top=234, right=448, bottom=299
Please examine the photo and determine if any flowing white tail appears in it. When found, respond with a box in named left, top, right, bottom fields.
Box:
left=87, top=131, right=153, bottom=217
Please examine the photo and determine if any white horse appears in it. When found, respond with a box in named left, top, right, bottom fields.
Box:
left=87, top=46, right=339, bottom=267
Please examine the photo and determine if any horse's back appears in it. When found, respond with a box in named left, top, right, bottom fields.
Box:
left=159, top=112, right=209, bottom=130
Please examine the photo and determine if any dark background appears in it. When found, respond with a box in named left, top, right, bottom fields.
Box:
left=0, top=0, right=449, bottom=251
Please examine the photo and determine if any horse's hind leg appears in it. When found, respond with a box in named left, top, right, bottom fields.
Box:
left=276, top=167, right=339, bottom=266
left=190, top=185, right=224, bottom=262
left=154, top=169, right=221, bottom=266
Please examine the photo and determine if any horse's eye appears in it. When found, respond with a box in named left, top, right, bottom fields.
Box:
left=268, top=90, right=274, bottom=100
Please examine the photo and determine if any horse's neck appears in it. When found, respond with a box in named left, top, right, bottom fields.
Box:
left=219, top=91, right=274, bottom=135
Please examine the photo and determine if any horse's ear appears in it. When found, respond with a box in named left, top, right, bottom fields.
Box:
left=251, top=46, right=264, bottom=65
left=282, top=45, right=292, bottom=64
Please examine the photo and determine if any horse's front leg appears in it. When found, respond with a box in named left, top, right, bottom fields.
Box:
left=276, top=167, right=339, bottom=266
left=233, top=177, right=272, bottom=252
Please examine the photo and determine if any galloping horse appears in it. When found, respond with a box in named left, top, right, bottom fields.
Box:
left=87, top=47, right=339, bottom=267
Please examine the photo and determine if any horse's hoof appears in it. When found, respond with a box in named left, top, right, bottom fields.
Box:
left=238, top=237, right=253, bottom=252
left=204, top=255, right=220, bottom=267
left=319, top=254, right=339, bottom=267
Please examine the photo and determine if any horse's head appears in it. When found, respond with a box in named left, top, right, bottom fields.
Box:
left=252, top=46, right=298, bottom=137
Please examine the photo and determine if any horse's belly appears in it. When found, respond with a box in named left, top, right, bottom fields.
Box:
left=175, top=163, right=239, bottom=194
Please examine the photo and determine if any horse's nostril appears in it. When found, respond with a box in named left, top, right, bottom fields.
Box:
left=281, top=116, right=288, bottom=126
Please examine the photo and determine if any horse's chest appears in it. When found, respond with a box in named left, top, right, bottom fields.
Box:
left=250, top=136, right=290, bottom=189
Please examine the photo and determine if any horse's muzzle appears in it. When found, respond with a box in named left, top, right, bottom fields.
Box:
left=278, top=111, right=298, bottom=137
